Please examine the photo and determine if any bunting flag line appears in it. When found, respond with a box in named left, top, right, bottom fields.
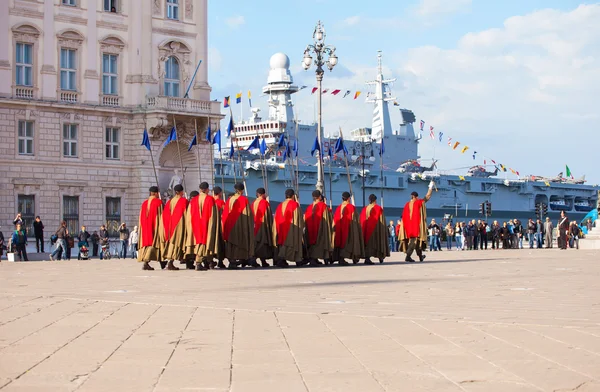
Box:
left=164, top=126, right=177, bottom=146
left=331, top=89, right=341, bottom=95
left=246, top=136, right=260, bottom=151
left=322, top=89, right=329, bottom=94
left=472, top=151, right=477, bottom=160
left=461, top=146, right=469, bottom=153
left=484, top=159, right=487, bottom=165
left=212, top=129, right=221, bottom=152
left=311, top=87, right=318, bottom=94
left=420, top=120, right=425, bottom=131
left=544, top=181, right=550, bottom=187
left=429, top=126, right=435, bottom=140
left=393, top=101, right=400, bottom=106
left=235, top=92, right=242, bottom=104
left=223, top=96, right=230, bottom=108
left=453, top=141, right=460, bottom=150
left=500, top=164, right=506, bottom=172
left=188, top=134, right=197, bottom=152
left=205, top=125, right=211, bottom=143
left=459, top=175, right=465, bottom=181
left=343, top=90, right=351, bottom=98
left=438, top=131, right=443, bottom=142
left=491, top=159, right=496, bottom=164
left=141, top=128, right=151, bottom=151
left=354, top=91, right=361, bottom=99
left=259, top=138, right=267, bottom=156
left=310, top=136, right=321, bottom=157
left=247, top=90, right=252, bottom=107
left=447, top=137, right=452, bottom=146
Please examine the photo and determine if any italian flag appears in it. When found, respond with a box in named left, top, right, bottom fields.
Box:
left=566, top=165, right=573, bottom=179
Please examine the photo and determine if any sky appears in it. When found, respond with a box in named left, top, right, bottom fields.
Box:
left=207, top=0, right=600, bottom=185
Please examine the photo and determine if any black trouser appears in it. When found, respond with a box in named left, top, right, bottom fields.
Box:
left=492, top=237, right=499, bottom=249
left=502, top=238, right=510, bottom=249
left=473, top=235, right=479, bottom=249
left=92, top=243, right=99, bottom=257
left=479, top=234, right=488, bottom=250
left=35, top=235, right=44, bottom=252
left=406, top=238, right=423, bottom=259
left=15, top=244, right=29, bottom=261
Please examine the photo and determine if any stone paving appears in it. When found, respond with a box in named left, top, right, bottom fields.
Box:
left=0, top=248, right=599, bottom=392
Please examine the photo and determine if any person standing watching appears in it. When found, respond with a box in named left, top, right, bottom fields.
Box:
left=527, top=219, right=536, bottom=249
left=388, top=220, right=396, bottom=252
left=543, top=217, right=554, bottom=248
left=445, top=222, right=454, bottom=250
left=33, top=216, right=45, bottom=253
left=535, top=219, right=544, bottom=248
left=478, top=221, right=488, bottom=250
left=558, top=211, right=569, bottom=250
left=129, top=226, right=139, bottom=259
left=119, top=223, right=130, bottom=258
left=90, top=231, right=99, bottom=257
left=13, top=213, right=23, bottom=227
left=98, top=225, right=109, bottom=260
left=491, top=221, right=500, bottom=249
left=12, top=223, right=29, bottom=261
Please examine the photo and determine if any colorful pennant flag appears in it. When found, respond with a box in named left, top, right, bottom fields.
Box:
left=343, top=90, right=351, bottom=98
left=544, top=181, right=550, bottom=187
left=331, top=89, right=341, bottom=95
left=248, top=90, right=252, bottom=107
left=461, top=146, right=469, bottom=153
left=311, top=87, right=318, bottom=94
left=491, top=159, right=496, bottom=164
left=438, top=131, right=443, bottom=142
left=472, top=151, right=477, bottom=160
left=393, top=101, right=400, bottom=106
left=459, top=175, right=465, bottom=181
left=334, top=137, right=348, bottom=155
left=354, top=91, right=361, bottom=99
left=235, top=92, right=242, bottom=104
left=141, top=128, right=151, bottom=151
left=223, top=96, right=230, bottom=108
left=164, top=126, right=177, bottom=146
left=420, top=120, right=425, bottom=131
left=484, top=159, right=487, bottom=165
left=188, top=134, right=197, bottom=151
left=429, top=126, right=435, bottom=140
left=453, top=141, right=460, bottom=150
left=322, top=89, right=329, bottom=94
left=500, top=164, right=506, bottom=172
left=447, top=137, right=452, bottom=146
left=299, top=85, right=308, bottom=90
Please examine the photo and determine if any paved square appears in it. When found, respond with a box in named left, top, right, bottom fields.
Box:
left=0, top=249, right=599, bottom=392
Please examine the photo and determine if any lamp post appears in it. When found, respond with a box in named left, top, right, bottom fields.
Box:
left=302, top=20, right=337, bottom=193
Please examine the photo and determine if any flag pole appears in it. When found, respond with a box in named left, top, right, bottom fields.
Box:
left=328, top=138, right=333, bottom=209
left=259, top=128, right=269, bottom=195
left=194, top=119, right=202, bottom=185
left=218, top=136, right=225, bottom=192
left=379, top=141, right=384, bottom=208
left=293, top=118, right=300, bottom=199
left=230, top=108, right=247, bottom=195
left=209, top=124, right=216, bottom=188
left=144, top=119, right=161, bottom=200
left=338, top=127, right=355, bottom=205
left=172, top=114, right=187, bottom=196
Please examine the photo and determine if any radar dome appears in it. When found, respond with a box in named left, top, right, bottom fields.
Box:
left=270, top=52, right=290, bottom=70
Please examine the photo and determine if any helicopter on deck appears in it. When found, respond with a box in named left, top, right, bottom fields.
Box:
left=466, top=165, right=499, bottom=178
left=396, top=159, right=437, bottom=174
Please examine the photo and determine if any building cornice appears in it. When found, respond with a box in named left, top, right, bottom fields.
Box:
left=96, top=20, right=128, bottom=32
left=9, top=8, right=43, bottom=19
left=152, top=27, right=197, bottom=39
left=55, top=14, right=87, bottom=26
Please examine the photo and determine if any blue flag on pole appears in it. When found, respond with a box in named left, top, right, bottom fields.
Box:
left=334, top=137, right=348, bottom=154
left=328, top=146, right=333, bottom=159
left=310, top=136, right=321, bottom=157
left=278, top=133, right=286, bottom=148
left=379, top=139, right=385, bottom=156
left=205, top=125, right=211, bottom=142
left=283, top=141, right=292, bottom=161
left=259, top=138, right=267, bottom=155
left=228, top=142, right=234, bottom=159
left=227, top=115, right=234, bottom=138
left=212, top=129, right=221, bottom=152
left=247, top=136, right=260, bottom=151
left=293, top=139, right=298, bottom=157
left=188, top=134, right=197, bottom=151
left=164, top=126, right=177, bottom=146
left=141, top=128, right=151, bottom=151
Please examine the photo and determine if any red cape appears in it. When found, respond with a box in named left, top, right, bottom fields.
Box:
left=304, top=201, right=327, bottom=245
left=190, top=193, right=215, bottom=245
left=253, top=198, right=269, bottom=236
left=333, top=203, right=355, bottom=248
left=360, top=204, right=383, bottom=243
left=139, top=198, right=162, bottom=247
left=214, top=197, right=225, bottom=212
left=274, top=199, right=299, bottom=245
left=402, top=199, right=424, bottom=238
left=162, top=196, right=188, bottom=242
left=222, top=195, right=249, bottom=241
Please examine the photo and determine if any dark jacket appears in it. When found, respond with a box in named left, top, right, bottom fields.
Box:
left=99, top=229, right=109, bottom=245
left=78, top=230, right=90, bottom=243
left=91, top=233, right=100, bottom=245
left=55, top=226, right=67, bottom=239
left=527, top=221, right=536, bottom=234
left=33, top=220, right=44, bottom=236
left=12, top=229, right=27, bottom=245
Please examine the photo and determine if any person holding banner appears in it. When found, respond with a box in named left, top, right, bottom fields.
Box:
left=304, top=190, right=333, bottom=266
left=360, top=194, right=389, bottom=264
left=185, top=182, right=220, bottom=271
left=137, top=186, right=163, bottom=270
left=398, top=181, right=435, bottom=262
left=160, top=184, right=187, bottom=270
left=272, top=189, right=304, bottom=268
left=331, top=191, right=364, bottom=265
left=222, top=183, right=256, bottom=268
left=252, top=187, right=274, bottom=268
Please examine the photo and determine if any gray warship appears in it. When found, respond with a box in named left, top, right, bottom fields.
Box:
left=212, top=52, right=599, bottom=222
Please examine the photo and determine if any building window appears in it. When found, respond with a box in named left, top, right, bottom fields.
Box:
left=62, top=0, right=77, bottom=5
left=17, top=195, right=35, bottom=236
left=164, top=56, right=180, bottom=97
left=166, top=0, right=179, bottom=20
left=103, top=0, right=118, bottom=12
left=105, top=127, right=120, bottom=160
left=63, top=196, right=79, bottom=236
left=60, top=48, right=77, bottom=91
left=63, top=124, right=78, bottom=157
left=106, top=197, right=121, bottom=238
left=18, top=120, right=34, bottom=155
left=15, top=43, right=33, bottom=87
left=102, top=54, right=118, bottom=95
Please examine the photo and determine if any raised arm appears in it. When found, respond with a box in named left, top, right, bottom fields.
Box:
left=423, top=181, right=435, bottom=202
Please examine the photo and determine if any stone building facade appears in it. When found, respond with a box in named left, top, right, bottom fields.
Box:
left=0, top=0, right=221, bottom=237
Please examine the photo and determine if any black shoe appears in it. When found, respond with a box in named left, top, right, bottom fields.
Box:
left=250, top=259, right=261, bottom=268
left=186, top=260, right=195, bottom=270
left=217, top=260, right=226, bottom=269
left=339, top=260, right=350, bottom=266
left=260, top=259, right=270, bottom=268
left=160, top=261, right=167, bottom=270
left=308, top=259, right=321, bottom=267
left=196, top=264, right=207, bottom=271
left=405, top=257, right=415, bottom=262
left=379, top=258, right=384, bottom=264
left=227, top=261, right=239, bottom=269
left=352, top=258, right=360, bottom=264
left=365, top=259, right=374, bottom=265
left=419, top=254, right=426, bottom=262
left=276, top=259, right=289, bottom=268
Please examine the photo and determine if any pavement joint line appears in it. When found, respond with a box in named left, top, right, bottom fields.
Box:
left=574, top=329, right=600, bottom=340
left=0, top=300, right=96, bottom=352
left=468, top=324, right=600, bottom=382
left=318, top=314, right=387, bottom=391
left=0, top=295, right=43, bottom=312
left=228, top=309, right=236, bottom=392
left=1, top=301, right=128, bottom=390
left=363, top=317, right=469, bottom=392
left=73, top=304, right=161, bottom=391
left=152, top=306, right=198, bottom=392
left=0, top=298, right=68, bottom=327
left=518, top=325, right=600, bottom=357
left=273, top=311, right=310, bottom=392
left=410, top=319, right=544, bottom=391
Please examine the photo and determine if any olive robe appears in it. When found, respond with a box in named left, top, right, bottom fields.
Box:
left=360, top=203, right=390, bottom=259
left=137, top=196, right=163, bottom=262
left=160, top=194, right=188, bottom=261
left=222, top=193, right=255, bottom=260
left=253, top=198, right=274, bottom=260
left=185, top=193, right=220, bottom=262
left=273, top=198, right=304, bottom=262
left=214, top=196, right=225, bottom=261
left=304, top=200, right=333, bottom=260
left=332, top=202, right=364, bottom=261
left=398, top=198, right=428, bottom=253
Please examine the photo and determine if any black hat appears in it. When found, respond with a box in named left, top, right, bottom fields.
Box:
left=174, top=184, right=184, bottom=192
left=149, top=186, right=159, bottom=193
left=199, top=182, right=209, bottom=190
left=342, top=191, right=351, bottom=200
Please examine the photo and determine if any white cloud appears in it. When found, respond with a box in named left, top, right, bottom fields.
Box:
left=340, top=15, right=361, bottom=27
left=225, top=16, right=245, bottom=29
left=414, top=0, right=471, bottom=17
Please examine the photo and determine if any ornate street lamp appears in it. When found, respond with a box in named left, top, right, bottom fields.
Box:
left=302, top=20, right=337, bottom=193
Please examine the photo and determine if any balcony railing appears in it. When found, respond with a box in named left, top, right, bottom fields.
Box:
left=101, top=95, right=121, bottom=107
left=14, top=86, right=34, bottom=99
left=146, top=96, right=219, bottom=114
left=59, top=91, right=79, bottom=103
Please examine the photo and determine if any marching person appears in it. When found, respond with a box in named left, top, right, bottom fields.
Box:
left=213, top=186, right=225, bottom=212
left=252, top=187, right=274, bottom=268
left=185, top=182, right=220, bottom=271
left=360, top=194, right=389, bottom=264
left=331, top=192, right=364, bottom=265
left=12, top=223, right=29, bottom=261
left=213, top=185, right=226, bottom=268
left=33, top=216, right=45, bottom=253
left=398, top=181, right=434, bottom=262
left=222, top=183, right=255, bottom=268
left=272, top=189, right=304, bottom=268
left=304, top=190, right=332, bottom=266
left=558, top=211, right=569, bottom=250
left=137, top=186, right=163, bottom=270
left=160, top=184, right=187, bottom=270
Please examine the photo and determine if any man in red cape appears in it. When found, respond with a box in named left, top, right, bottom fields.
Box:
left=399, top=181, right=435, bottom=262
left=137, top=186, right=162, bottom=270
left=222, top=183, right=255, bottom=268
left=212, top=186, right=226, bottom=268
left=304, top=190, right=332, bottom=266
left=185, top=182, right=220, bottom=271
left=272, top=188, right=304, bottom=268
left=160, top=184, right=187, bottom=270
left=360, top=194, right=389, bottom=264
left=252, top=187, right=274, bottom=268
left=332, top=191, right=364, bottom=265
